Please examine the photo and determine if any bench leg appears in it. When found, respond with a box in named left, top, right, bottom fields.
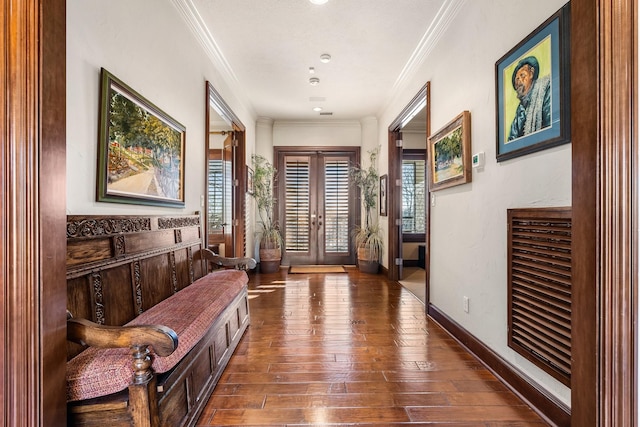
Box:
left=128, top=345, right=160, bottom=427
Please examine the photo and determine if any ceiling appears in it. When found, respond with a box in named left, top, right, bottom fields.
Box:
left=174, top=0, right=456, bottom=123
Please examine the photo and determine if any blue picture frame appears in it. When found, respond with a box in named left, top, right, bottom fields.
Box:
left=495, top=3, right=570, bottom=162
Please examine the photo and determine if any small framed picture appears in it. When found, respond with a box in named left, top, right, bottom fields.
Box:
left=379, top=174, right=388, bottom=216
left=246, top=166, right=254, bottom=194
left=428, top=111, right=472, bottom=191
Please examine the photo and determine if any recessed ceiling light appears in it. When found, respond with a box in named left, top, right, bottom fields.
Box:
left=320, top=53, right=331, bottom=63
left=309, top=77, right=320, bottom=86
left=308, top=67, right=315, bottom=74
left=309, top=0, right=328, bottom=4
left=313, top=107, right=323, bottom=112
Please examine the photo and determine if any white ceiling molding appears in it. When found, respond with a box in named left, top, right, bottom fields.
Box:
left=171, top=0, right=255, bottom=115
left=385, top=0, right=467, bottom=109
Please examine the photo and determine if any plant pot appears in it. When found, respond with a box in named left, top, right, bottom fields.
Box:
left=357, top=247, right=379, bottom=274
left=259, top=247, right=281, bottom=273
left=357, top=259, right=379, bottom=274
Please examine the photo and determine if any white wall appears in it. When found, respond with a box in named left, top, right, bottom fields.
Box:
left=272, top=121, right=362, bottom=148
left=67, top=0, right=256, bottom=247
left=403, top=131, right=427, bottom=149
left=378, top=0, right=571, bottom=405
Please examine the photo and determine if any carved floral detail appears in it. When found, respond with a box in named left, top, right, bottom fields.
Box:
left=91, top=273, right=105, bottom=325
left=158, top=216, right=200, bottom=229
left=114, top=235, right=126, bottom=257
left=169, top=251, right=178, bottom=294
left=133, top=261, right=143, bottom=314
left=67, top=217, right=151, bottom=238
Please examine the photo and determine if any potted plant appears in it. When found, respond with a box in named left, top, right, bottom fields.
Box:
left=350, top=146, right=384, bottom=274
left=247, top=154, right=283, bottom=273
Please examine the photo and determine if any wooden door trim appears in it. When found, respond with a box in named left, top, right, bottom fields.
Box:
left=387, top=83, right=430, bottom=287
left=387, top=130, right=402, bottom=280
left=205, top=82, right=247, bottom=258
left=2, top=0, right=67, bottom=425
left=233, top=128, right=247, bottom=257
left=571, top=0, right=637, bottom=425
left=596, top=0, right=636, bottom=424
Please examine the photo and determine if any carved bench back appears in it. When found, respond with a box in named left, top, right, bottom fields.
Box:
left=66, top=215, right=206, bottom=359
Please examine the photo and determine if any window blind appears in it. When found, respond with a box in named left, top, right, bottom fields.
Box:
left=284, top=157, right=310, bottom=252
left=324, top=159, right=350, bottom=253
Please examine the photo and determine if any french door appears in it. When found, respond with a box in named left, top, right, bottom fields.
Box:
left=275, top=148, right=359, bottom=265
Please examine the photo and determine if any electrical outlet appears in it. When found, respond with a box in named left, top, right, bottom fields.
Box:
left=463, top=296, right=469, bottom=313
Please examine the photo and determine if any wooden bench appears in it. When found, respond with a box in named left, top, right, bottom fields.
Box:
left=65, top=214, right=255, bottom=427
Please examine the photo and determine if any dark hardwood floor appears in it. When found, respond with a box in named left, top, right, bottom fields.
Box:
left=196, top=267, right=548, bottom=426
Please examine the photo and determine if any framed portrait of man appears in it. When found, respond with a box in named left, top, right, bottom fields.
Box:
left=495, top=3, right=570, bottom=162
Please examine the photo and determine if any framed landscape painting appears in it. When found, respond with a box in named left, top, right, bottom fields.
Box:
left=495, top=3, right=570, bottom=162
left=97, top=68, right=186, bottom=207
left=428, top=111, right=471, bottom=192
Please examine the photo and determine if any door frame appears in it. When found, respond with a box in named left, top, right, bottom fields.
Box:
left=571, top=0, right=637, bottom=425
left=205, top=82, right=247, bottom=258
left=274, top=146, right=361, bottom=266
left=387, top=83, right=431, bottom=287
left=2, top=0, right=68, bottom=425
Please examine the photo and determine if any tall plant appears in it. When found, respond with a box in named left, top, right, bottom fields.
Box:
left=248, top=154, right=282, bottom=249
left=350, top=146, right=384, bottom=262
left=350, top=146, right=380, bottom=228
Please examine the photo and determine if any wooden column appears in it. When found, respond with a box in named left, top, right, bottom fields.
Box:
left=1, top=0, right=67, bottom=426
left=597, top=0, right=636, bottom=425
left=572, top=0, right=637, bottom=425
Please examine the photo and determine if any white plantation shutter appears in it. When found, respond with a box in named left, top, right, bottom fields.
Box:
left=284, top=157, right=310, bottom=252
left=207, top=159, right=224, bottom=234
left=324, top=158, right=350, bottom=253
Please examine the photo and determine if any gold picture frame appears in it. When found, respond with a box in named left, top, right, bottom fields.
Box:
left=428, top=111, right=471, bottom=191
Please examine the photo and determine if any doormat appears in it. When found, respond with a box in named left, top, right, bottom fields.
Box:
left=289, top=265, right=346, bottom=274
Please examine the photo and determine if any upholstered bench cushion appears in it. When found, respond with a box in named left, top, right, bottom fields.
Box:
left=66, top=270, right=248, bottom=402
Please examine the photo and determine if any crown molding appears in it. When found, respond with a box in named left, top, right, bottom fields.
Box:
left=384, top=0, right=466, bottom=113
left=171, top=0, right=255, bottom=115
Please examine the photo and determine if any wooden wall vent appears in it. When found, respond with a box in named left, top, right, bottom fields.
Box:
left=507, top=207, right=571, bottom=387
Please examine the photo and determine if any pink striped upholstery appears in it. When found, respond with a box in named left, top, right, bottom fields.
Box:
left=66, top=270, right=248, bottom=402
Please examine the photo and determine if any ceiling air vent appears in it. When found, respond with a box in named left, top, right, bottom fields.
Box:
left=319, top=112, right=333, bottom=116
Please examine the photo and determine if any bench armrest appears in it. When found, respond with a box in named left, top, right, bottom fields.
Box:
left=200, top=248, right=257, bottom=270
left=67, top=317, right=178, bottom=357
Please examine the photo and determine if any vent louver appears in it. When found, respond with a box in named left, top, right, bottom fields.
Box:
left=507, top=207, right=571, bottom=387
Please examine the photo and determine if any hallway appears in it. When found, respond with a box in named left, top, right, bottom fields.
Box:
left=196, top=269, right=547, bottom=426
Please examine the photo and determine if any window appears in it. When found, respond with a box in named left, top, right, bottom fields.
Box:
left=324, top=158, right=350, bottom=253
left=402, top=150, right=426, bottom=241
left=207, top=156, right=224, bottom=235
left=284, top=156, right=311, bottom=252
